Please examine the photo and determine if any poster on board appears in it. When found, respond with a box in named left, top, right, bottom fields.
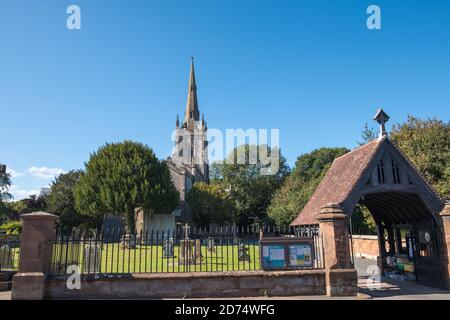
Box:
left=262, top=245, right=286, bottom=269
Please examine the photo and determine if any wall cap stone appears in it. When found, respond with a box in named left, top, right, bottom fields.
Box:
left=318, top=203, right=348, bottom=221
left=49, top=269, right=326, bottom=282
left=440, top=201, right=450, bottom=217
left=20, top=212, right=58, bottom=220
left=351, top=235, right=378, bottom=240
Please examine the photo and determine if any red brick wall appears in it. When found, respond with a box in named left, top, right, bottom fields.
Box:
left=350, top=235, right=379, bottom=259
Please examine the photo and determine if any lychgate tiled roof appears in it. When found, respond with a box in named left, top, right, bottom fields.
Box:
left=291, top=139, right=382, bottom=226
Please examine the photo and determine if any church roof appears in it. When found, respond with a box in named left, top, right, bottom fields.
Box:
left=290, top=139, right=382, bottom=226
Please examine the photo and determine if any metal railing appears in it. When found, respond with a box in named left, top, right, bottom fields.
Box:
left=0, top=235, right=20, bottom=272
left=49, top=225, right=323, bottom=278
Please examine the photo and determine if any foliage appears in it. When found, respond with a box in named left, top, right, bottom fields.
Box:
left=219, top=144, right=290, bottom=226
left=268, top=147, right=349, bottom=226
left=74, top=141, right=179, bottom=232
left=47, top=170, right=93, bottom=231
left=0, top=220, right=22, bottom=235
left=16, top=191, right=49, bottom=214
left=358, top=123, right=377, bottom=145
left=390, top=116, right=450, bottom=199
left=0, top=169, right=12, bottom=203
left=187, top=181, right=234, bottom=227
left=351, top=205, right=377, bottom=235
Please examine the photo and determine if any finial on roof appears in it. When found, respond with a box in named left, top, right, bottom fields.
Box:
left=373, top=108, right=390, bottom=140
left=176, top=114, right=180, bottom=128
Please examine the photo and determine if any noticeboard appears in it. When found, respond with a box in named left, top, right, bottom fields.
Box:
left=260, top=237, right=315, bottom=270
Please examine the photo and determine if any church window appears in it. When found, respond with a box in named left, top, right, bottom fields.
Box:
left=377, top=159, right=385, bottom=184
left=391, top=160, right=401, bottom=184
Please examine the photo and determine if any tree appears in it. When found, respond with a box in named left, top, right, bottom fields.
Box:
left=74, top=141, right=179, bottom=232
left=20, top=190, right=49, bottom=213
left=186, top=181, right=234, bottom=227
left=220, top=144, right=290, bottom=226
left=0, top=168, right=12, bottom=204
left=390, top=116, right=450, bottom=199
left=268, top=147, right=349, bottom=226
left=358, top=123, right=377, bottom=145
left=47, top=170, right=90, bottom=230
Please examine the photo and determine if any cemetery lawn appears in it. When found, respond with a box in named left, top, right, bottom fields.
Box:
left=51, top=243, right=261, bottom=274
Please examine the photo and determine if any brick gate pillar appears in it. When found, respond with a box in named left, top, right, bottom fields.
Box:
left=12, top=212, right=58, bottom=300
left=439, top=201, right=450, bottom=290
left=318, top=203, right=358, bottom=296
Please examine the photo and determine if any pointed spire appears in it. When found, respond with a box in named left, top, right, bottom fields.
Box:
left=184, top=57, right=200, bottom=123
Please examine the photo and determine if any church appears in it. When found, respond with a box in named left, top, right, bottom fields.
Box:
left=135, top=59, right=209, bottom=233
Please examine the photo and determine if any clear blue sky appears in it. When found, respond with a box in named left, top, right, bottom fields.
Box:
left=1, top=0, right=449, bottom=199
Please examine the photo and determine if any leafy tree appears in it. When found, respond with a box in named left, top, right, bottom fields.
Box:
left=351, top=205, right=377, bottom=235
left=209, top=161, right=224, bottom=182
left=220, top=144, right=289, bottom=226
left=20, top=190, right=49, bottom=213
left=390, top=116, right=450, bottom=199
left=268, top=147, right=349, bottom=226
left=358, top=123, right=377, bottom=145
left=74, top=141, right=179, bottom=232
left=0, top=220, right=22, bottom=235
left=186, top=181, right=234, bottom=227
left=47, top=170, right=91, bottom=230
left=0, top=168, right=12, bottom=203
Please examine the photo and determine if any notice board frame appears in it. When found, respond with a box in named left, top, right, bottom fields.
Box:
left=260, top=237, right=316, bottom=271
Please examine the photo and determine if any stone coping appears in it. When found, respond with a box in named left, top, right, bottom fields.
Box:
left=351, top=235, right=378, bottom=240
left=49, top=269, right=326, bottom=282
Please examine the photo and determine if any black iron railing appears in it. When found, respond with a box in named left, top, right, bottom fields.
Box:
left=49, top=225, right=322, bottom=277
left=0, top=235, right=20, bottom=272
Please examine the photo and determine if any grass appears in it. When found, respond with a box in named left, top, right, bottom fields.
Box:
left=50, top=242, right=261, bottom=275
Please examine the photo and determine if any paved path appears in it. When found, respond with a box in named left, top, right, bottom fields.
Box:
left=0, top=291, right=11, bottom=300
left=354, top=257, right=450, bottom=300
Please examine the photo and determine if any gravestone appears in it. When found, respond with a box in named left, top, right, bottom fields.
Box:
left=207, top=237, right=216, bottom=253
left=83, top=245, right=102, bottom=273
left=179, top=240, right=194, bottom=265
left=163, top=238, right=174, bottom=258
left=194, top=239, right=203, bottom=262
left=0, top=245, right=13, bottom=269
left=238, top=243, right=251, bottom=262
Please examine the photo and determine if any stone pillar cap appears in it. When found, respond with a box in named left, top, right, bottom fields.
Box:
left=318, top=203, right=348, bottom=220
left=440, top=200, right=450, bottom=216
left=20, top=211, right=58, bottom=220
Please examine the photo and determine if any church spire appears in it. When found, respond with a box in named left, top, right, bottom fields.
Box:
left=184, top=57, right=200, bottom=123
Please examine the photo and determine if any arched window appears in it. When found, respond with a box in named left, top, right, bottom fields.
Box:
left=377, top=159, right=385, bottom=184
left=392, top=160, right=401, bottom=184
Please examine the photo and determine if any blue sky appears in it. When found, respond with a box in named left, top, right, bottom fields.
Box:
left=1, top=0, right=449, bottom=200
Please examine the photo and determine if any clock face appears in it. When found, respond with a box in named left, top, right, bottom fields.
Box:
left=424, top=232, right=431, bottom=242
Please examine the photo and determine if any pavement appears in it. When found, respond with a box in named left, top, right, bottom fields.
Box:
left=354, top=257, right=450, bottom=300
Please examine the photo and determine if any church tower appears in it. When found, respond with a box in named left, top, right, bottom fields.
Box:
left=173, top=58, right=209, bottom=181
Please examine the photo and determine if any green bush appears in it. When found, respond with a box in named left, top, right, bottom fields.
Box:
left=0, top=220, right=22, bottom=235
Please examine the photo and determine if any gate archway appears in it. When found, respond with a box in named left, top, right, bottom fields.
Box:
left=291, top=109, right=448, bottom=289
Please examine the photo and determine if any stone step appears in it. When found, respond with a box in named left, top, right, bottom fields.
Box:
left=0, top=281, right=12, bottom=292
